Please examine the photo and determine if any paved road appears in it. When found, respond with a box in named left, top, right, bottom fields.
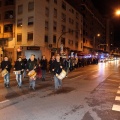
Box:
left=0, top=60, right=120, bottom=120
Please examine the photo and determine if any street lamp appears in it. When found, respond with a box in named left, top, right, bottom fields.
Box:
left=56, top=30, right=80, bottom=54
left=115, top=9, right=120, bottom=16
left=94, top=33, right=101, bottom=51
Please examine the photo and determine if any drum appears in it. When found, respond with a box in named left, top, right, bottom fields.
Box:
left=13, top=71, right=21, bottom=74
left=1, top=69, right=8, bottom=77
left=56, top=69, right=66, bottom=80
left=28, top=70, right=36, bottom=79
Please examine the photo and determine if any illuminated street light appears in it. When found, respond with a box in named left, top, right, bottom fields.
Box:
left=115, top=9, right=120, bottom=16
left=97, top=33, right=100, bottom=37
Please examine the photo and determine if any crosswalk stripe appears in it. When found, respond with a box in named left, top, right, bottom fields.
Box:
left=112, top=104, right=120, bottom=112
left=117, top=90, right=120, bottom=94
left=115, top=96, right=120, bottom=101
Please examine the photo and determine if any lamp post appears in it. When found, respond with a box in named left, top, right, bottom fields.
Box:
left=56, top=30, right=80, bottom=54
left=93, top=33, right=101, bottom=52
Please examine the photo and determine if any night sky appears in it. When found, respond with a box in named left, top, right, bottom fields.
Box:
left=91, top=0, right=120, bottom=47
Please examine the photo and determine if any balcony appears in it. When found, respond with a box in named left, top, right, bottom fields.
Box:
left=0, top=32, right=13, bottom=38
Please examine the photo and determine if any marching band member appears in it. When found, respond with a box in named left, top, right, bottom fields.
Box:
left=14, top=57, right=24, bottom=88
left=52, top=54, right=63, bottom=90
left=1, top=56, right=12, bottom=88
left=26, top=54, right=37, bottom=90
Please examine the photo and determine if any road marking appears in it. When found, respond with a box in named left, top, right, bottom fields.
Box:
left=0, top=100, right=9, bottom=104
left=70, top=75, right=83, bottom=80
left=112, top=104, right=120, bottom=112
left=117, top=90, right=120, bottom=94
left=115, top=96, right=120, bottom=101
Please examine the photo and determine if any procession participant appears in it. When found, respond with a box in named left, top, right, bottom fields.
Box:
left=14, top=57, right=24, bottom=88
left=26, top=54, right=37, bottom=90
left=1, top=56, right=12, bottom=88
left=49, top=55, right=55, bottom=80
left=52, top=54, right=64, bottom=90
left=40, top=55, right=47, bottom=81
left=22, top=56, right=27, bottom=78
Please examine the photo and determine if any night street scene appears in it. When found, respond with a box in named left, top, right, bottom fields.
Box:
left=1, top=0, right=120, bottom=120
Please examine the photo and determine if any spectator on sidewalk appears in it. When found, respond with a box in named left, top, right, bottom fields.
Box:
left=1, top=56, right=12, bottom=88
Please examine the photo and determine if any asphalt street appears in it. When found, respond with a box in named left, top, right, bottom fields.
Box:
left=0, top=60, right=120, bottom=120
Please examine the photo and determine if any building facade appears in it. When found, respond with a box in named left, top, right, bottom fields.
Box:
left=15, top=0, right=83, bottom=60
left=0, top=0, right=15, bottom=64
left=66, top=0, right=106, bottom=55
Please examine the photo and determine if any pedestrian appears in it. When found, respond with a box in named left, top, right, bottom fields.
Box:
left=63, top=56, right=70, bottom=77
left=40, top=55, right=47, bottom=81
left=36, top=62, right=42, bottom=80
left=1, top=56, right=12, bottom=88
left=22, top=56, right=27, bottom=78
left=26, top=54, right=37, bottom=90
left=52, top=54, right=64, bottom=90
left=14, top=57, right=24, bottom=88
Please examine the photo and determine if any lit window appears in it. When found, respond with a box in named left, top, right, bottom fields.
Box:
left=27, top=32, right=33, bottom=41
left=28, top=16, right=34, bottom=25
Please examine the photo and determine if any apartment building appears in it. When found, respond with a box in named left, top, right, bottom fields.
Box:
left=0, top=0, right=15, bottom=64
left=66, top=0, right=106, bottom=54
left=15, top=0, right=83, bottom=60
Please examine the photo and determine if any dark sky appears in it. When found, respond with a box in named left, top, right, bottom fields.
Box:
left=91, top=0, right=120, bottom=47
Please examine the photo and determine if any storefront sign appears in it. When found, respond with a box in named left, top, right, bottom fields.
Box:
left=27, top=46, right=40, bottom=50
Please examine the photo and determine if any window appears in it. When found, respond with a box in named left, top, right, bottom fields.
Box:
left=45, top=21, right=48, bottom=30
left=76, top=12, right=79, bottom=19
left=53, top=35, right=56, bottom=43
left=75, top=42, right=78, bottom=47
left=28, top=16, right=34, bottom=25
left=53, top=21, right=57, bottom=31
left=17, top=33, right=22, bottom=42
left=0, top=1, right=2, bottom=7
left=46, top=0, right=49, bottom=2
left=28, top=1, right=34, bottom=11
left=4, top=10, right=14, bottom=19
left=68, top=39, right=73, bottom=45
left=45, top=7, right=49, bottom=16
left=18, top=5, right=23, bottom=14
left=54, top=8, right=57, bottom=18
left=4, top=24, right=13, bottom=32
left=62, top=1, right=66, bottom=10
left=61, top=37, right=65, bottom=45
left=5, top=0, right=14, bottom=5
left=61, top=25, right=66, bottom=32
left=0, top=26, right=1, bottom=33
left=44, top=35, right=48, bottom=43
left=27, top=32, right=33, bottom=41
left=61, top=13, right=66, bottom=22
left=17, top=19, right=22, bottom=27
left=54, top=0, right=57, bottom=4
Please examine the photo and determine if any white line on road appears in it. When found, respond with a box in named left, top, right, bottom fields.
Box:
left=0, top=100, right=9, bottom=104
left=112, top=104, right=120, bottom=112
left=115, top=96, right=120, bottom=101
